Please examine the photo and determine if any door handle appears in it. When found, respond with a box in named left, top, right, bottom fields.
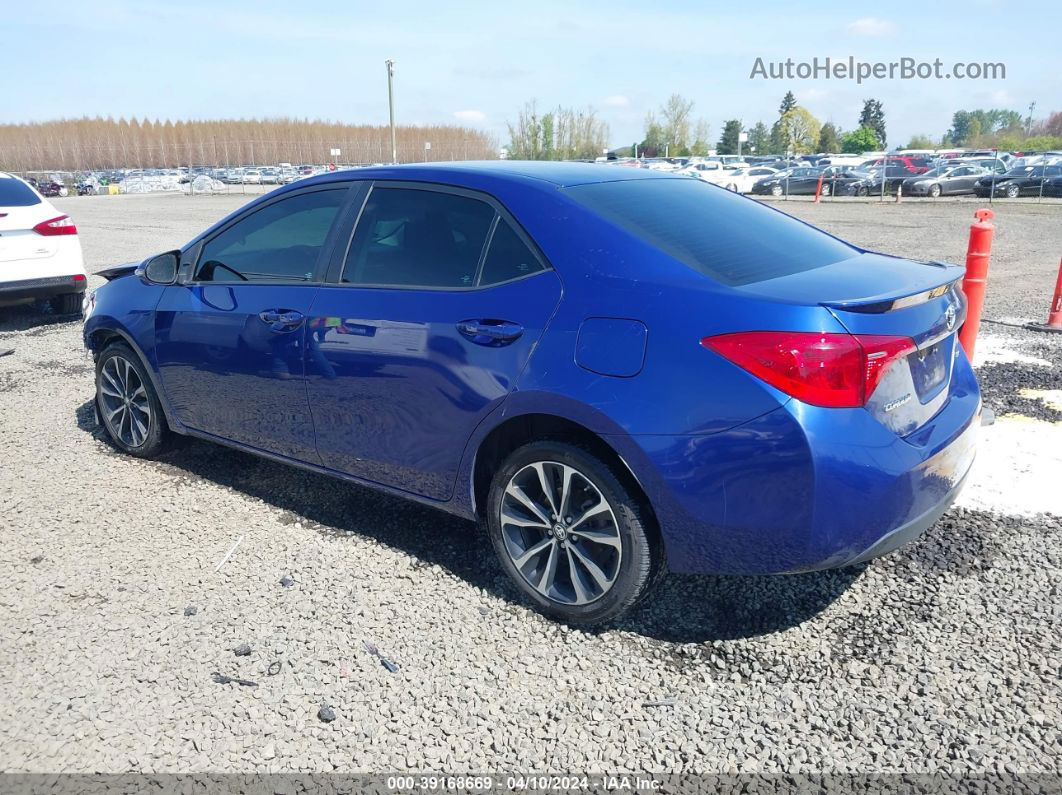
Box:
left=259, top=309, right=305, bottom=332
left=457, top=319, right=524, bottom=346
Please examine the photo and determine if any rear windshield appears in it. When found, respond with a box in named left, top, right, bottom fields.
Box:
left=566, top=178, right=856, bottom=286
left=0, top=176, right=42, bottom=207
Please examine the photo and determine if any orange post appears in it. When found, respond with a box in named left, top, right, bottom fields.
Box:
left=1026, top=257, right=1062, bottom=334
left=959, top=209, right=995, bottom=359
left=813, top=172, right=825, bottom=203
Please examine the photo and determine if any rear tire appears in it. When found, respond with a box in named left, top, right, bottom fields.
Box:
left=486, top=441, right=662, bottom=626
left=95, top=343, right=170, bottom=458
left=50, top=292, right=83, bottom=315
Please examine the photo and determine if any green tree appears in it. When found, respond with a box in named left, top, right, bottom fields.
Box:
left=506, top=100, right=543, bottom=159
left=772, top=107, right=820, bottom=154
left=640, top=111, right=666, bottom=157
left=541, top=113, right=555, bottom=160
left=779, top=91, right=797, bottom=115
left=842, top=126, right=881, bottom=154
left=906, top=134, right=934, bottom=149
left=817, top=122, right=840, bottom=153
left=717, top=120, right=742, bottom=155
left=859, top=99, right=886, bottom=147
left=660, top=94, right=695, bottom=153
left=747, top=121, right=770, bottom=155
left=946, top=110, right=972, bottom=146
left=690, top=120, right=711, bottom=156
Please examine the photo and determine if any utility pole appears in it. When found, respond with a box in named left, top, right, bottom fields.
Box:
left=386, top=59, right=397, bottom=164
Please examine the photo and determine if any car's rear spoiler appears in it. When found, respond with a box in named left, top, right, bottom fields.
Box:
left=96, top=263, right=138, bottom=281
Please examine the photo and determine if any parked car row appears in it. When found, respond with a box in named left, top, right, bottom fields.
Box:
left=704, top=157, right=1062, bottom=198
left=598, top=149, right=1062, bottom=199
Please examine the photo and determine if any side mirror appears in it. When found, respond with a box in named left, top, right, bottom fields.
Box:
left=142, top=251, right=180, bottom=285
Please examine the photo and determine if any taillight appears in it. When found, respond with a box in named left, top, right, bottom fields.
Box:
left=701, top=331, right=915, bottom=408
left=33, top=215, right=77, bottom=236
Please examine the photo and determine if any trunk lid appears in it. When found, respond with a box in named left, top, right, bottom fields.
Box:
left=737, top=252, right=966, bottom=435
left=0, top=205, right=60, bottom=264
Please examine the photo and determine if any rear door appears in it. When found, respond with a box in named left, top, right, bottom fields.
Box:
left=304, top=182, right=562, bottom=500
left=153, top=184, right=353, bottom=461
left=948, top=167, right=979, bottom=194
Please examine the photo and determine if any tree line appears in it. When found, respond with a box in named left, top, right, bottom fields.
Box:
left=505, top=102, right=610, bottom=161
left=0, top=117, right=499, bottom=172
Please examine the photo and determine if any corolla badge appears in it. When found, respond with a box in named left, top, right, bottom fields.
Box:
left=883, top=393, right=912, bottom=413
left=944, top=304, right=957, bottom=331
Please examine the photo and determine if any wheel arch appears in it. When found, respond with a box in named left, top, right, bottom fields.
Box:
left=86, top=324, right=183, bottom=432
left=470, top=412, right=662, bottom=550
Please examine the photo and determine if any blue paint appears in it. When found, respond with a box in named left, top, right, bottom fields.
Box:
left=85, top=162, right=980, bottom=576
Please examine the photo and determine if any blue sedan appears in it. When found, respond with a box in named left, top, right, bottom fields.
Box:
left=83, top=162, right=980, bottom=625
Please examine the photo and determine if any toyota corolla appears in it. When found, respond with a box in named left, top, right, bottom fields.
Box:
left=83, top=162, right=980, bottom=625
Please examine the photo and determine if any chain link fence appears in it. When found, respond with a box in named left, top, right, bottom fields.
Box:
left=0, top=137, right=498, bottom=197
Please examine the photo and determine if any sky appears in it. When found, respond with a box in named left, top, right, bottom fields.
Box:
left=2, top=0, right=1060, bottom=151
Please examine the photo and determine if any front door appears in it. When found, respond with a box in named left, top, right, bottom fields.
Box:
left=154, top=186, right=351, bottom=461
left=304, top=183, right=562, bottom=500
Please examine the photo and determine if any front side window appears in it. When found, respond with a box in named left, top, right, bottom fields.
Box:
left=342, top=187, right=495, bottom=287
left=196, top=189, right=346, bottom=282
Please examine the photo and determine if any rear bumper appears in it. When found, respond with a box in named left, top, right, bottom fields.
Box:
left=612, top=356, right=981, bottom=576
left=0, top=275, right=86, bottom=304
left=845, top=466, right=969, bottom=566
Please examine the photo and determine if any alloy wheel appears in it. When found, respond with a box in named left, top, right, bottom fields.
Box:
left=99, top=355, right=152, bottom=447
left=499, top=461, right=622, bottom=605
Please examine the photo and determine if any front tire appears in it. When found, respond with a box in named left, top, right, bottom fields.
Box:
left=95, top=343, right=169, bottom=458
left=1005, top=184, right=1019, bottom=198
left=820, top=183, right=831, bottom=197
left=770, top=184, right=784, bottom=197
left=486, top=441, right=661, bottom=626
left=929, top=184, right=942, bottom=198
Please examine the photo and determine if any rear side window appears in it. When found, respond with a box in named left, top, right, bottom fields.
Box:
left=0, top=176, right=42, bottom=207
left=566, top=178, right=856, bottom=286
left=480, top=220, right=544, bottom=286
left=342, top=187, right=495, bottom=287
left=196, top=189, right=346, bottom=282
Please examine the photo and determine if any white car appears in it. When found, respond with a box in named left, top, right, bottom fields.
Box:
left=0, top=172, right=87, bottom=314
left=242, top=169, right=263, bottom=184
left=712, top=166, right=781, bottom=193
left=677, top=161, right=726, bottom=180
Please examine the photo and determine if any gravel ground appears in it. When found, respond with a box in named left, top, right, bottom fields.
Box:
left=0, top=193, right=1060, bottom=779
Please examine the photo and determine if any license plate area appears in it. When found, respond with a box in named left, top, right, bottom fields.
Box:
left=908, top=335, right=953, bottom=402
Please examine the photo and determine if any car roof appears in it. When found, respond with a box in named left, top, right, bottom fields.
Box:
left=286, top=160, right=677, bottom=191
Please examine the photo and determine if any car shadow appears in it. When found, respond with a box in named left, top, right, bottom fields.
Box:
left=74, top=400, right=863, bottom=643
left=0, top=303, right=82, bottom=334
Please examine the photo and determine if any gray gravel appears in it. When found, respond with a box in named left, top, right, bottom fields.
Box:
left=0, top=192, right=1060, bottom=776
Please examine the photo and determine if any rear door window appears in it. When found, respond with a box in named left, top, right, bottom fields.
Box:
left=341, top=187, right=495, bottom=288
left=479, top=219, right=544, bottom=286
left=566, top=178, right=856, bottom=286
